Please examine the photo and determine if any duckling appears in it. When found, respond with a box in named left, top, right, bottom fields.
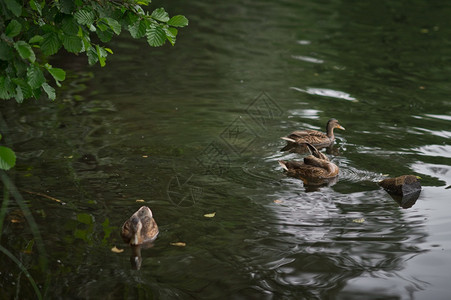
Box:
left=121, top=206, right=159, bottom=245
left=279, top=143, right=339, bottom=184
left=281, top=118, right=345, bottom=153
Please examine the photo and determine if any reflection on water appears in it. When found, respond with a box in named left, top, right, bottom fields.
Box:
left=1, top=0, right=451, bottom=298
left=290, top=86, right=359, bottom=102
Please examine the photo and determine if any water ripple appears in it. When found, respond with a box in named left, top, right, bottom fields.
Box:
left=290, top=87, right=359, bottom=102
left=291, top=55, right=324, bottom=64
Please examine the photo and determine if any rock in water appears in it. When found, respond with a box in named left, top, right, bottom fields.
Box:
left=379, top=175, right=421, bottom=196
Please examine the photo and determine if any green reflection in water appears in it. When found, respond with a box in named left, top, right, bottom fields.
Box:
left=1, top=0, right=451, bottom=299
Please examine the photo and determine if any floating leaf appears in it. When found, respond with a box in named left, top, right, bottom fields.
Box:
left=203, top=212, right=216, bottom=218
left=136, top=199, right=145, bottom=203
left=274, top=199, right=283, bottom=204
left=352, top=218, right=365, bottom=223
left=170, top=242, right=186, bottom=247
left=111, top=246, right=124, bottom=253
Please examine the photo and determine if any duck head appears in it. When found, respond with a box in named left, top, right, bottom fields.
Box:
left=326, top=118, right=345, bottom=132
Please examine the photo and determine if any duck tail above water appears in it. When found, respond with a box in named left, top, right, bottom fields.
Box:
left=278, top=160, right=289, bottom=171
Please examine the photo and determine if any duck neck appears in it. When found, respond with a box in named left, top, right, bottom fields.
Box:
left=326, top=124, right=335, bottom=139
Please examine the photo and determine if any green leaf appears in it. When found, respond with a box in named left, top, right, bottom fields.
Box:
left=60, top=0, right=76, bottom=14
left=6, top=20, right=22, bottom=38
left=104, top=17, right=121, bottom=35
left=14, top=41, right=36, bottom=62
left=0, top=146, right=16, bottom=170
left=96, top=28, right=113, bottom=43
left=96, top=45, right=107, bottom=67
left=137, top=0, right=151, bottom=5
left=164, top=27, right=177, bottom=46
left=62, top=35, right=83, bottom=53
left=87, top=47, right=98, bottom=65
left=62, top=16, right=79, bottom=36
left=0, top=41, right=14, bottom=61
left=12, top=78, right=32, bottom=100
left=0, top=77, right=15, bottom=99
left=74, top=9, right=95, bottom=26
left=168, top=15, right=188, bottom=27
left=151, top=8, right=170, bottom=22
left=15, top=85, right=24, bottom=103
left=146, top=25, right=166, bottom=47
left=48, top=68, right=66, bottom=82
left=29, top=35, right=44, bottom=44
left=42, top=83, right=55, bottom=100
left=30, top=0, right=42, bottom=15
left=41, top=32, right=61, bottom=56
left=128, top=19, right=147, bottom=39
left=4, top=0, right=22, bottom=17
left=27, top=65, right=45, bottom=89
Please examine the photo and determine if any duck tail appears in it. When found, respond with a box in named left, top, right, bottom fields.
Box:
left=280, top=137, right=296, bottom=152
left=278, top=160, right=289, bottom=171
left=281, top=137, right=296, bottom=143
left=303, top=142, right=321, bottom=157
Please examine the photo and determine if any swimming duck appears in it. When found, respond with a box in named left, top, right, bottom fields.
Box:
left=121, top=206, right=159, bottom=245
left=279, top=143, right=339, bottom=184
left=281, top=118, right=345, bottom=153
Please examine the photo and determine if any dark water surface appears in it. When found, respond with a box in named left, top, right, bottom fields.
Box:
left=1, top=0, right=451, bottom=299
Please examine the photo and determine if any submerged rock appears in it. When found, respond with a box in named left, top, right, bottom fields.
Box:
left=378, top=175, right=422, bottom=209
left=378, top=175, right=421, bottom=196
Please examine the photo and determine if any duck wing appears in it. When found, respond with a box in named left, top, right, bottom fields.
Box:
left=140, top=216, right=159, bottom=243
left=287, top=130, right=327, bottom=139
left=120, top=220, right=133, bottom=243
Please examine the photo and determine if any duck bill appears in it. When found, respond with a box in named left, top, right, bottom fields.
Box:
left=338, top=125, right=345, bottom=130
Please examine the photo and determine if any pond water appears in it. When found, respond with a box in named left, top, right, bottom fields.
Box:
left=1, top=0, right=451, bottom=299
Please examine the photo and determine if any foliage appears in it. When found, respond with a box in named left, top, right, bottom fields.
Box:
left=0, top=134, right=16, bottom=170
left=0, top=0, right=188, bottom=102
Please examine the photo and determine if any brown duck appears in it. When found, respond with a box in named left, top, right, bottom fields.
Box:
left=281, top=118, right=345, bottom=153
left=279, top=143, right=339, bottom=184
left=121, top=206, right=159, bottom=245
